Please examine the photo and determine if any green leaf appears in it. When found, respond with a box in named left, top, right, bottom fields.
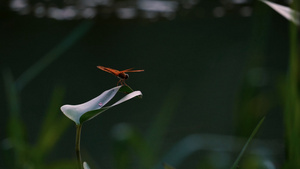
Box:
left=261, top=0, right=300, bottom=25
left=119, top=85, right=142, bottom=98
left=230, top=116, right=266, bottom=169
left=119, top=85, right=134, bottom=93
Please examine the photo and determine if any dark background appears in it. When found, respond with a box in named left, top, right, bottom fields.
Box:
left=1, top=0, right=289, bottom=168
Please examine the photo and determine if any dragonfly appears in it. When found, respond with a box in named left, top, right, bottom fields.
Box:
left=97, top=66, right=144, bottom=86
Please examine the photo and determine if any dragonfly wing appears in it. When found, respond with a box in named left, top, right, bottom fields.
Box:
left=125, top=70, right=144, bottom=72
left=97, top=66, right=121, bottom=76
left=121, top=68, right=144, bottom=73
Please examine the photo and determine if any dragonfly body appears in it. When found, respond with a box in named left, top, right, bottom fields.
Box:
left=97, top=66, right=143, bottom=85
left=117, top=72, right=129, bottom=80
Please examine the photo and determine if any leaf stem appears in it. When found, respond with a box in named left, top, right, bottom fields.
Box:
left=76, top=124, right=83, bottom=169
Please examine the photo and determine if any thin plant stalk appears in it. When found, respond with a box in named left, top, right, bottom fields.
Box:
left=284, top=0, right=299, bottom=167
left=230, top=116, right=265, bottom=169
left=76, top=124, right=83, bottom=169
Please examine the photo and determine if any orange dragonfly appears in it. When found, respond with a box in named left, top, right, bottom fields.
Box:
left=97, top=66, right=144, bottom=86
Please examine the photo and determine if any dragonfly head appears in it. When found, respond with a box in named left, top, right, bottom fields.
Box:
left=118, top=72, right=129, bottom=80
left=125, top=74, right=129, bottom=79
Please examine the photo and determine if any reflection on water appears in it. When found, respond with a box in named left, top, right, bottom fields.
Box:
left=9, top=0, right=256, bottom=20
left=116, top=7, right=136, bottom=19
left=213, top=6, right=225, bottom=18
left=10, top=0, right=29, bottom=15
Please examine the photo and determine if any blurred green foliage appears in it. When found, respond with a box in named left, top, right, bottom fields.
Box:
left=283, top=0, right=300, bottom=168
left=1, top=20, right=93, bottom=169
left=234, top=0, right=272, bottom=137
left=2, top=76, right=75, bottom=168
left=110, top=86, right=182, bottom=169
left=1, top=0, right=299, bottom=168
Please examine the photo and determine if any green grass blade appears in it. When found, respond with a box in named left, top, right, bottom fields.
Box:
left=230, top=116, right=265, bottom=169
left=15, top=21, right=93, bottom=91
left=37, top=85, right=67, bottom=137
left=2, top=68, right=20, bottom=117
left=145, top=87, right=182, bottom=165
left=2, top=68, right=26, bottom=167
left=34, top=86, right=72, bottom=161
left=146, top=87, right=182, bottom=144
left=284, top=0, right=300, bottom=167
